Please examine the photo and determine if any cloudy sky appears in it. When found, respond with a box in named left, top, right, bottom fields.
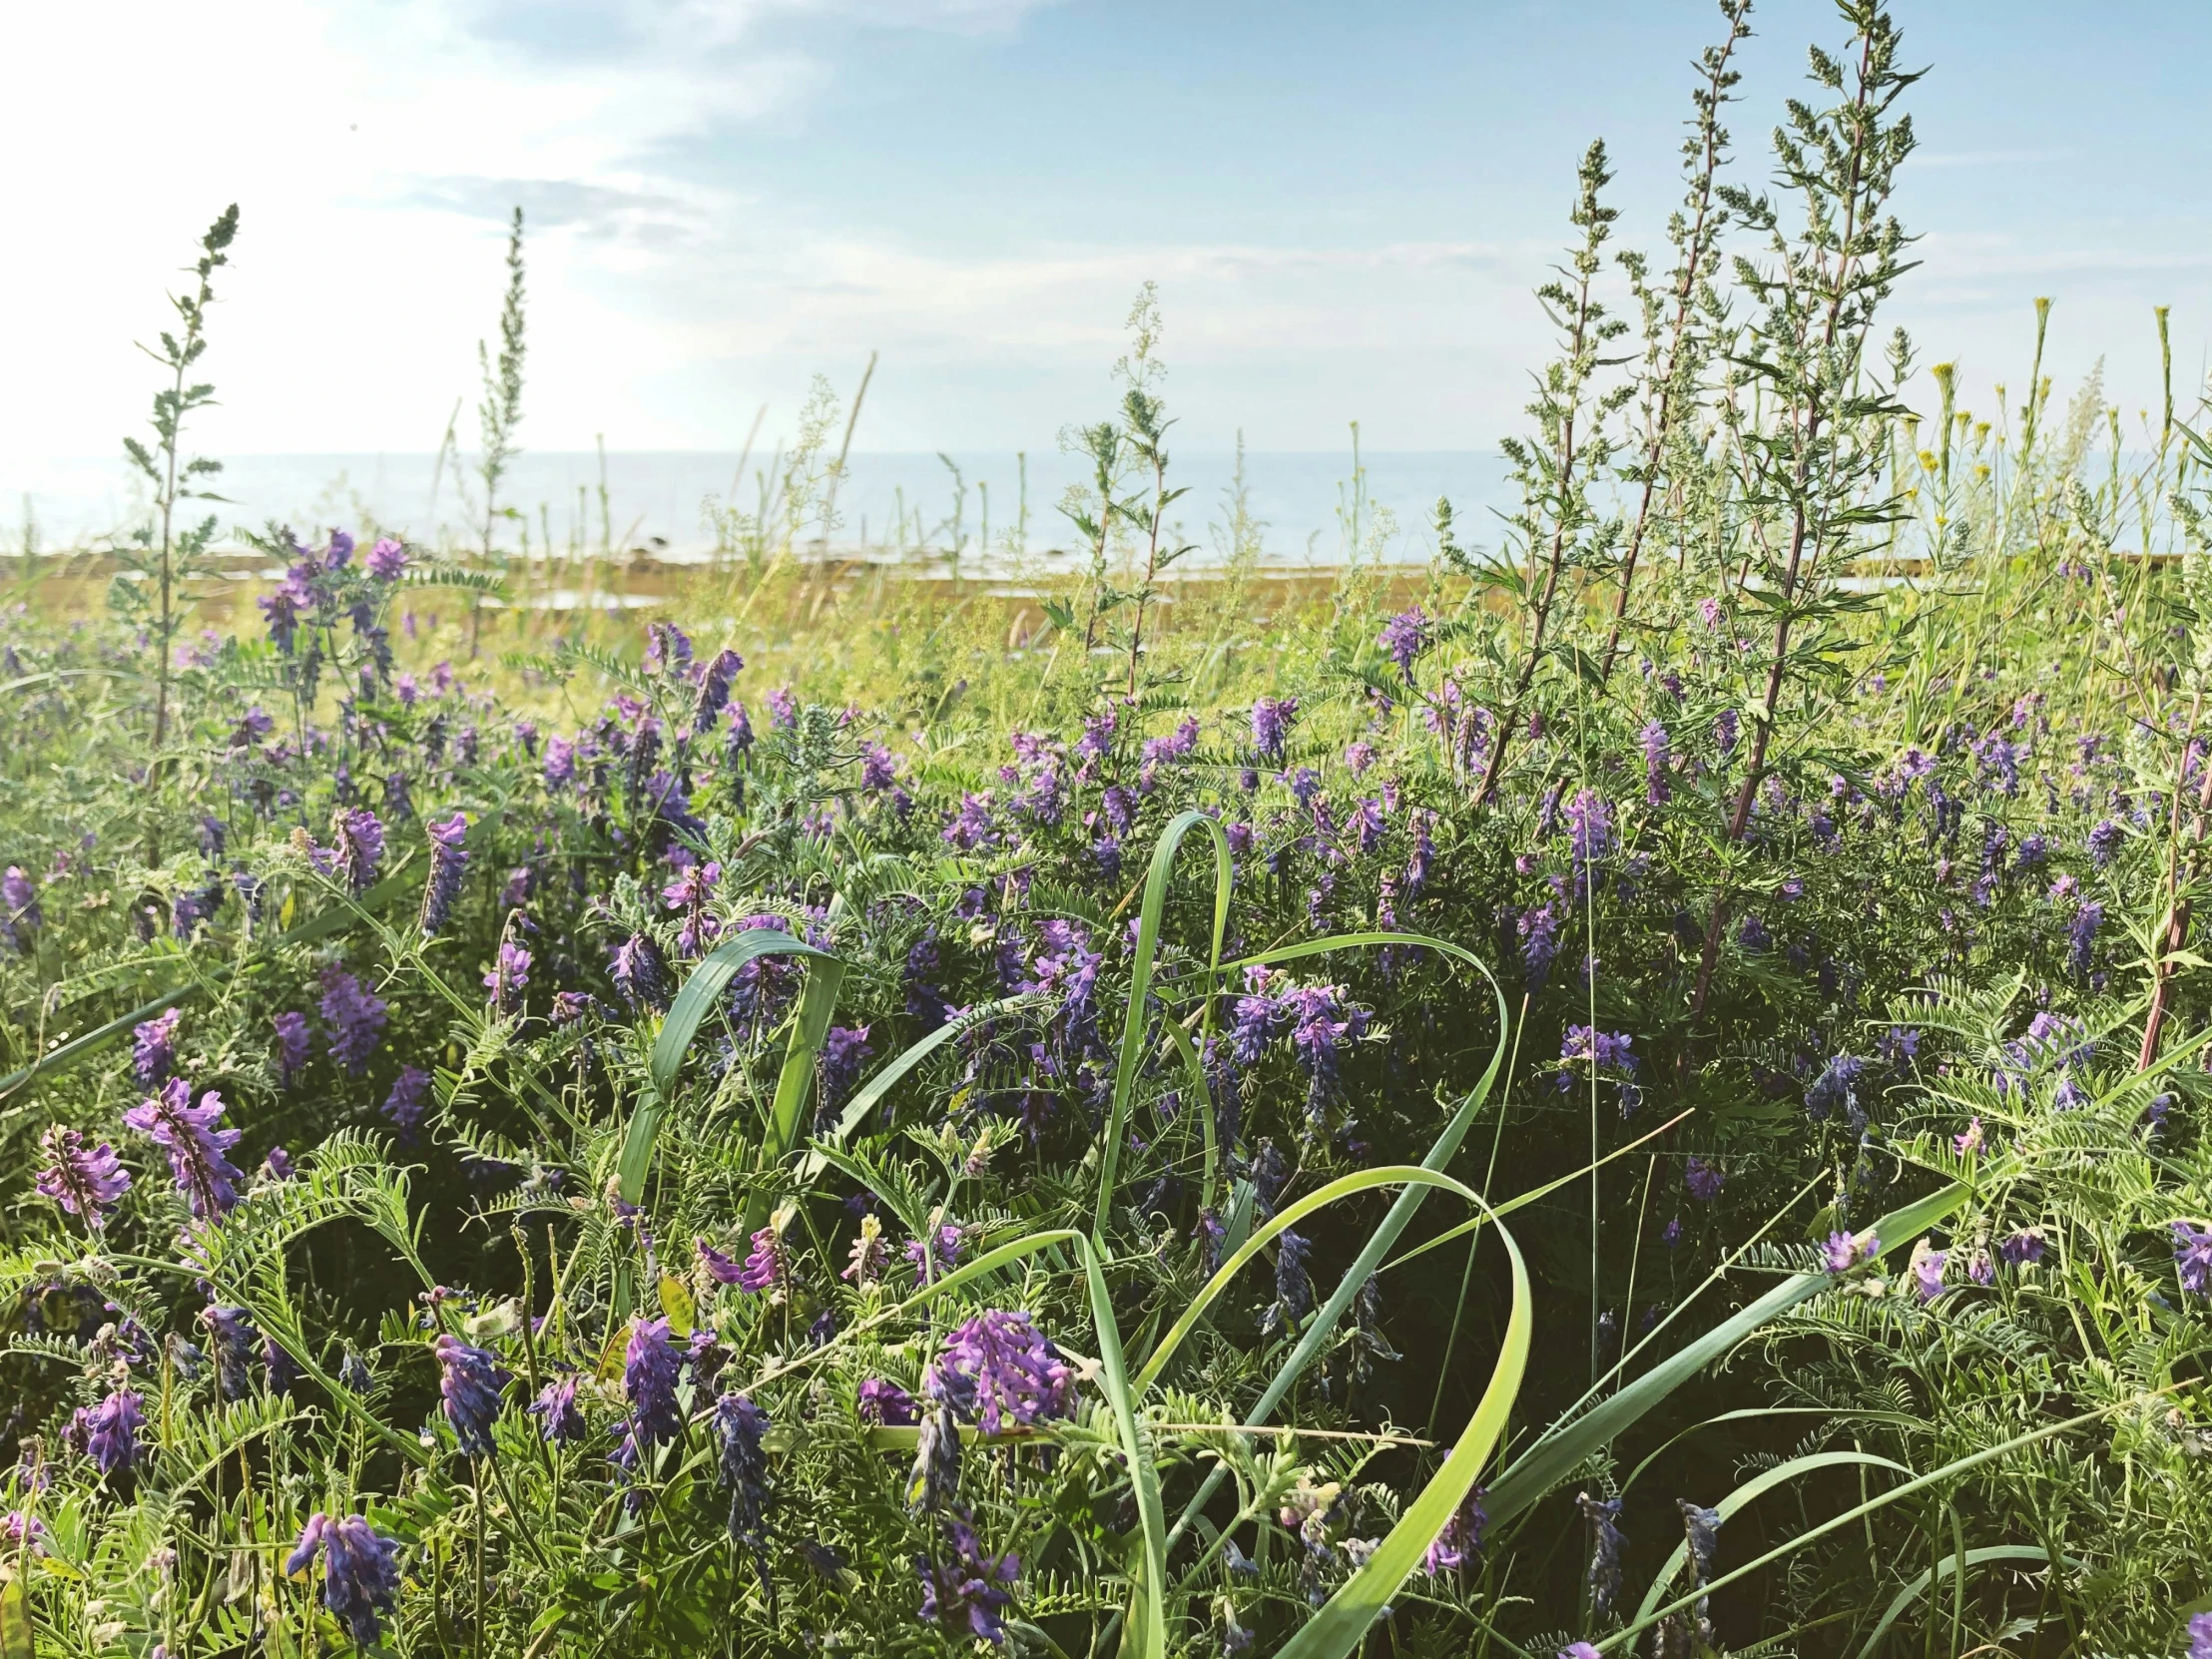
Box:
left=3, top=0, right=2207, bottom=459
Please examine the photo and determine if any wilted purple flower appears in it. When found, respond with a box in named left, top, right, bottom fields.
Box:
left=201, top=1305, right=259, bottom=1399
left=35, top=1126, right=130, bottom=1229
left=1684, top=1157, right=1723, bottom=1203
left=609, top=932, right=673, bottom=1011
left=1265, top=1229, right=1315, bottom=1335
left=418, top=812, right=468, bottom=937
left=927, top=1311, right=1076, bottom=1433
left=1806, top=1054, right=1867, bottom=1125
left=917, top=1515, right=1020, bottom=1645
left=329, top=808, right=385, bottom=893
left=624, top=1317, right=684, bottom=1447
left=484, top=943, right=531, bottom=1011
left=662, top=859, right=722, bottom=956
left=909, top=1398, right=962, bottom=1511
left=859, top=1379, right=918, bottom=1425
left=319, top=968, right=388, bottom=1075
left=124, top=1078, right=243, bottom=1218
left=2173, top=1223, right=2212, bottom=1295
left=433, top=1334, right=508, bottom=1456
left=1576, top=1492, right=1626, bottom=1619
left=1737, top=913, right=1771, bottom=952
left=1251, top=696, right=1298, bottom=762
left=133, top=1007, right=182, bottom=1087
left=1822, top=1231, right=1876, bottom=1273
left=715, top=1393, right=773, bottom=1554
left=1379, top=606, right=1430, bottom=680
left=68, top=1389, right=143, bottom=1475
left=529, top=1375, right=587, bottom=1444
left=286, top=1512, right=402, bottom=1649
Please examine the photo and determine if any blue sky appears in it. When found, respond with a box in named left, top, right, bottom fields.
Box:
left=2, top=0, right=2206, bottom=458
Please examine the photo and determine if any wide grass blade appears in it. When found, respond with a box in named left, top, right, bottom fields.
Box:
left=1276, top=1199, right=1531, bottom=1659
left=1853, top=1546, right=2078, bottom=1659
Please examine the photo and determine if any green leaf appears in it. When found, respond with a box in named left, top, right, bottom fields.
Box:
left=1854, top=1547, right=2077, bottom=1659
left=648, top=927, right=838, bottom=1098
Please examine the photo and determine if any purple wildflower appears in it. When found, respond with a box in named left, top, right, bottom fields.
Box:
left=1517, top=903, right=1561, bottom=988
left=1998, top=1229, right=2045, bottom=1268
left=927, top=1311, right=1076, bottom=1434
left=1422, top=1486, right=1486, bottom=1574
left=1251, top=696, right=1298, bottom=763
left=382, top=1066, right=430, bottom=1134
left=123, top=1078, right=243, bottom=1218
left=2172, top=1222, right=2212, bottom=1295
left=1912, top=1246, right=1946, bottom=1303
left=1822, top=1231, right=1876, bottom=1273
left=694, top=648, right=743, bottom=735
left=861, top=744, right=897, bottom=792
left=1563, top=789, right=1613, bottom=878
left=0, top=866, right=35, bottom=954
left=419, top=812, right=468, bottom=937
left=715, top=1393, right=773, bottom=1554
left=484, top=942, right=531, bottom=1011
left=365, top=536, right=407, bottom=579
left=543, top=736, right=576, bottom=790
left=529, top=1376, right=588, bottom=1444
left=859, top=1380, right=918, bottom=1426
left=34, top=1126, right=130, bottom=1230
left=329, top=808, right=385, bottom=893
left=624, top=1317, right=684, bottom=1447
left=941, top=794, right=997, bottom=852
left=319, top=968, right=389, bottom=1074
left=916, top=1514, right=1020, bottom=1645
left=271, top=1010, right=310, bottom=1086
left=2067, top=900, right=2102, bottom=977
left=737, top=1227, right=785, bottom=1295
left=433, top=1334, right=509, bottom=1457
left=1684, top=1157, right=1723, bottom=1203
left=767, top=685, right=799, bottom=729
left=1378, top=606, right=1430, bottom=680
left=133, top=1007, right=182, bottom=1087
left=2087, top=819, right=2121, bottom=867
left=68, top=1389, right=143, bottom=1476
left=819, top=1024, right=873, bottom=1119
left=286, top=1512, right=403, bottom=1649
left=1640, top=719, right=1672, bottom=805
left=1714, top=709, right=1740, bottom=759
left=609, top=932, right=673, bottom=1011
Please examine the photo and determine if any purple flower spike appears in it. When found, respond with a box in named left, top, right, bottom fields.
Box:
left=319, top=968, right=388, bottom=1075
left=273, top=1011, right=311, bottom=1086
left=858, top=1379, right=918, bottom=1426
left=329, top=807, right=385, bottom=893
left=382, top=1066, right=431, bottom=1135
left=927, top=1310, right=1076, bottom=1434
left=133, top=1007, right=182, bottom=1087
left=529, top=1376, right=588, bottom=1444
left=1683, top=1157, right=1723, bottom=1203
left=420, top=812, right=469, bottom=937
left=624, top=1317, right=684, bottom=1448
left=737, top=1227, right=784, bottom=1295
left=2173, top=1222, right=2212, bottom=1296
left=365, top=536, right=407, bottom=579
left=485, top=942, right=532, bottom=1012
left=287, top=1511, right=403, bottom=1648
left=432, top=1334, right=509, bottom=1457
left=916, top=1514, right=1021, bottom=1645
left=68, top=1389, right=144, bottom=1475
left=1912, top=1247, right=1947, bottom=1303
left=694, top=648, right=743, bottom=735
left=1378, top=606, right=1430, bottom=680
left=1251, top=696, right=1298, bottom=763
left=123, top=1078, right=243, bottom=1218
left=35, top=1126, right=130, bottom=1229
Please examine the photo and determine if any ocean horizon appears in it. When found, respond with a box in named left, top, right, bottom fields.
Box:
left=2, top=448, right=1515, bottom=565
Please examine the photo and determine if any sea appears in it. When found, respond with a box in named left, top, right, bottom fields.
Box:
left=2, top=449, right=1514, bottom=567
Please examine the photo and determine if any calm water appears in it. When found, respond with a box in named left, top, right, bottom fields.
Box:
left=4, top=449, right=1512, bottom=565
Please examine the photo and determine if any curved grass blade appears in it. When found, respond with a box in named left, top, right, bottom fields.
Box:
left=647, top=927, right=838, bottom=1097
left=1853, top=1546, right=2078, bottom=1659
left=1275, top=1200, right=1531, bottom=1659
left=1485, top=1179, right=1971, bottom=1527
left=1631, top=1450, right=1911, bottom=1625
left=1095, top=809, right=1231, bottom=1241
